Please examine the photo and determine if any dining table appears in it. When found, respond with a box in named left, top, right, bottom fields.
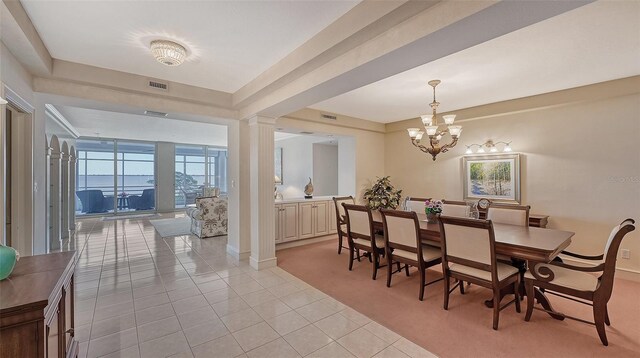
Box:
left=368, top=210, right=575, bottom=320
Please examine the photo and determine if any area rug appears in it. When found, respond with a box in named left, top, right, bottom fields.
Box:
left=101, top=213, right=161, bottom=221
left=149, top=217, right=192, bottom=237
left=277, top=239, right=640, bottom=358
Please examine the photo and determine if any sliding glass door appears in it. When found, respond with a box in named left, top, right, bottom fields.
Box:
left=116, top=141, right=156, bottom=212
left=76, top=139, right=156, bottom=216
left=175, top=145, right=228, bottom=208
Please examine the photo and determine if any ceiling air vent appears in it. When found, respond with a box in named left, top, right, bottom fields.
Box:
left=144, top=110, right=168, bottom=117
left=299, top=131, right=315, bottom=135
left=148, top=80, right=168, bottom=91
left=320, top=113, right=337, bottom=120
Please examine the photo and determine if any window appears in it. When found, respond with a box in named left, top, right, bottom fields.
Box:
left=175, top=145, right=228, bottom=208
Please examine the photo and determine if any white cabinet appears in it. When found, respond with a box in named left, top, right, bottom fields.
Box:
left=275, top=203, right=298, bottom=243
left=275, top=199, right=336, bottom=244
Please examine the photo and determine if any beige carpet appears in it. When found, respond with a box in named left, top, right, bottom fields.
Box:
left=277, top=238, right=640, bottom=358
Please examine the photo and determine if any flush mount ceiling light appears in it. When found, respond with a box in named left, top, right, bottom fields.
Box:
left=150, top=40, right=187, bottom=66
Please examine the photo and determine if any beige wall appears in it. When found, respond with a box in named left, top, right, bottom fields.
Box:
left=385, top=81, right=640, bottom=274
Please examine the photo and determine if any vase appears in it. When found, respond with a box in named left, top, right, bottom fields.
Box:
left=426, top=212, right=438, bottom=224
left=0, top=245, right=19, bottom=280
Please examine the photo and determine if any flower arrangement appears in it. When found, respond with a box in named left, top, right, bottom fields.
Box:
left=424, top=199, right=443, bottom=215
left=363, top=176, right=402, bottom=210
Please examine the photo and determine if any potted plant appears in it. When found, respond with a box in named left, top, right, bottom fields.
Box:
left=424, top=199, right=443, bottom=223
left=363, top=176, right=402, bottom=210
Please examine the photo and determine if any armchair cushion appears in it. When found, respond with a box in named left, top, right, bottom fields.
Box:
left=450, top=262, right=519, bottom=282
left=392, top=246, right=441, bottom=262
left=525, top=264, right=599, bottom=292
left=189, top=196, right=228, bottom=238
left=352, top=235, right=385, bottom=249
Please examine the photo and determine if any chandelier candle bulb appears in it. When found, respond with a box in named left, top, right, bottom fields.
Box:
left=426, top=126, right=439, bottom=136
left=407, top=128, right=421, bottom=139
left=421, top=115, right=433, bottom=126
left=415, top=131, right=424, bottom=141
left=448, top=125, right=462, bottom=137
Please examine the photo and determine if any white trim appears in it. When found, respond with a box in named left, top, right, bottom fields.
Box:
left=3, top=86, right=34, bottom=113
left=249, top=256, right=277, bottom=271
left=561, top=256, right=640, bottom=282
left=227, top=244, right=250, bottom=260
left=45, top=104, right=80, bottom=138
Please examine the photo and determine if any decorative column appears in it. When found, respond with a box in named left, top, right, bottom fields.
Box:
left=49, top=138, right=61, bottom=251
left=60, top=143, right=70, bottom=240
left=248, top=115, right=276, bottom=270
left=68, top=147, right=77, bottom=234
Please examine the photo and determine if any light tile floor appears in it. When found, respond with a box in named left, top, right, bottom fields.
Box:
left=72, top=214, right=437, bottom=358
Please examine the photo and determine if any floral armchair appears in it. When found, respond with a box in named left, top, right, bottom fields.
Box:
left=188, top=196, right=228, bottom=238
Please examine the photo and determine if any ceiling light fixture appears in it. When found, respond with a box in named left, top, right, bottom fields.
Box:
left=150, top=40, right=187, bottom=66
left=465, top=140, right=512, bottom=154
left=407, top=80, right=461, bottom=161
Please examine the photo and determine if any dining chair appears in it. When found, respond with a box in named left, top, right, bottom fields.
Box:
left=333, top=196, right=355, bottom=254
left=442, top=200, right=470, bottom=218
left=439, top=215, right=521, bottom=330
left=524, top=219, right=636, bottom=346
left=486, top=203, right=530, bottom=226
left=380, top=209, right=443, bottom=300
left=343, top=203, right=386, bottom=280
left=403, top=196, right=430, bottom=213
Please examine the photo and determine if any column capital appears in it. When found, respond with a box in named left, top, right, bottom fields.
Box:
left=246, top=115, right=277, bottom=126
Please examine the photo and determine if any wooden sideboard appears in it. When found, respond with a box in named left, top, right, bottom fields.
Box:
left=0, top=251, right=78, bottom=358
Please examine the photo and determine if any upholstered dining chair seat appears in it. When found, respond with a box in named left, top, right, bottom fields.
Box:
left=524, top=264, right=600, bottom=292
left=393, top=246, right=441, bottom=262
left=353, top=235, right=385, bottom=249
left=450, top=262, right=519, bottom=282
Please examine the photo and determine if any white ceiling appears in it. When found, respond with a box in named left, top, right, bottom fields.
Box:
left=310, top=1, right=640, bottom=123
left=56, top=106, right=228, bottom=146
left=21, top=0, right=358, bottom=93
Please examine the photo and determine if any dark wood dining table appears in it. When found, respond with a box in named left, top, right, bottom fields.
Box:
left=368, top=211, right=575, bottom=319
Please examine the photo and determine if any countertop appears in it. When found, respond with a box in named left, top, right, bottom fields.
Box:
left=275, top=196, right=336, bottom=204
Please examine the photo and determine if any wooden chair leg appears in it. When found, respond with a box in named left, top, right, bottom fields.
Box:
left=356, top=249, right=361, bottom=262
left=348, top=247, right=354, bottom=271
left=372, top=253, right=379, bottom=280
left=514, top=279, right=521, bottom=313
left=443, top=275, right=450, bottom=310
left=524, top=280, right=534, bottom=322
left=367, top=252, right=372, bottom=263
left=396, top=261, right=401, bottom=272
left=594, top=302, right=609, bottom=346
left=405, top=264, right=410, bottom=277
left=605, top=305, right=611, bottom=326
left=338, top=233, right=343, bottom=254
left=419, top=267, right=426, bottom=301
left=459, top=280, right=465, bottom=295
left=492, top=288, right=501, bottom=330
left=386, top=257, right=393, bottom=287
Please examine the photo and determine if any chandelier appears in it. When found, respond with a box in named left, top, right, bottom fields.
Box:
left=150, top=40, right=187, bottom=66
left=407, top=80, right=462, bottom=161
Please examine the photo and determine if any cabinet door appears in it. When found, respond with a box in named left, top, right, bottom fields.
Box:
left=314, top=201, right=330, bottom=236
left=298, top=202, right=314, bottom=239
left=275, top=205, right=282, bottom=243
left=46, top=307, right=60, bottom=358
left=329, top=201, right=338, bottom=234
left=63, top=278, right=75, bottom=356
left=281, top=204, right=299, bottom=242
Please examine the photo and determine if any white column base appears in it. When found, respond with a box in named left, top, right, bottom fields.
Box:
left=250, top=256, right=277, bottom=270
left=227, top=244, right=251, bottom=260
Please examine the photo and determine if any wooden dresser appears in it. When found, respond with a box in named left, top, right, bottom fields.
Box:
left=0, top=251, right=78, bottom=358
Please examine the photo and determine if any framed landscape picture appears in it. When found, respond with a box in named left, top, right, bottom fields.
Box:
left=462, top=154, right=521, bottom=203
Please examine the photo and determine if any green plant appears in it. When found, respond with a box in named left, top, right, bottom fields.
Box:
left=363, top=176, right=402, bottom=210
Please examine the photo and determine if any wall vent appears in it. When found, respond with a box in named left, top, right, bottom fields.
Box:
left=144, top=110, right=168, bottom=117
left=300, top=131, right=315, bottom=135
left=320, top=113, right=337, bottom=120
left=148, top=80, right=168, bottom=91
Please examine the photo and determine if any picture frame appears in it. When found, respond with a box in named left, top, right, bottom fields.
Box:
left=274, top=147, right=283, bottom=184
left=462, top=153, right=521, bottom=204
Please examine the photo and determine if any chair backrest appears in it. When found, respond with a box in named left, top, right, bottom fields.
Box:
left=404, top=197, right=430, bottom=213
left=599, top=219, right=636, bottom=299
left=442, top=200, right=469, bottom=218
left=76, top=190, right=107, bottom=213
left=380, top=209, right=421, bottom=261
left=342, top=203, right=374, bottom=241
left=203, top=187, right=220, bottom=197
left=333, top=196, right=355, bottom=226
left=439, top=216, right=498, bottom=283
left=487, top=203, right=530, bottom=226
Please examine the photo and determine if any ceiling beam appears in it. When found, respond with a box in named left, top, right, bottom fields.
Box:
left=238, top=0, right=593, bottom=119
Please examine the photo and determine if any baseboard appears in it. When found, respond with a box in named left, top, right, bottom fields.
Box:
left=276, top=234, right=337, bottom=250
left=249, top=256, right=277, bottom=270
left=226, top=244, right=250, bottom=260
left=561, top=256, right=640, bottom=282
